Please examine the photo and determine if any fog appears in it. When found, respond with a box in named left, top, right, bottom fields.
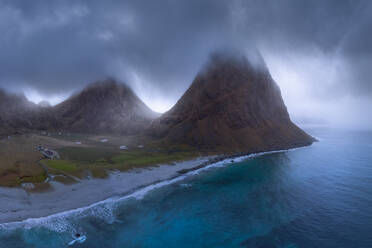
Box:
left=0, top=0, right=371, bottom=128
left=264, top=48, right=372, bottom=129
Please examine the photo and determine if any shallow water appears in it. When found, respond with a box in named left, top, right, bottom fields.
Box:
left=1, top=127, right=372, bottom=248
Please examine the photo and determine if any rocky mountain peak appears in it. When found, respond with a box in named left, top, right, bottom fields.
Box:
left=54, top=78, right=159, bottom=134
left=149, top=51, right=314, bottom=151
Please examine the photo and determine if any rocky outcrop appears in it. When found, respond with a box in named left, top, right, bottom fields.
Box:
left=149, top=51, right=315, bottom=152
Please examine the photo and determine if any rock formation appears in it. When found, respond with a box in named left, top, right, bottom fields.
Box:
left=149, top=51, right=315, bottom=152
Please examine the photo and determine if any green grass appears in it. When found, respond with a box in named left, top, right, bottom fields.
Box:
left=111, top=151, right=197, bottom=168
left=44, top=160, right=78, bottom=172
left=50, top=147, right=198, bottom=173
left=57, top=145, right=197, bottom=168
left=0, top=171, right=48, bottom=187
left=0, top=133, right=200, bottom=188
left=20, top=172, right=48, bottom=184
left=58, top=147, right=117, bottom=163
left=40, top=144, right=199, bottom=180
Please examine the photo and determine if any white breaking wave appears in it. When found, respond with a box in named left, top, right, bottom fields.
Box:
left=0, top=146, right=309, bottom=232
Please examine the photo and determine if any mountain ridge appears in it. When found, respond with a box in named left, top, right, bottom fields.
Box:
left=0, top=79, right=159, bottom=136
left=0, top=51, right=314, bottom=153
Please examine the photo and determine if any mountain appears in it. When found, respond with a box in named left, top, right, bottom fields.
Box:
left=148, top=51, right=315, bottom=152
left=0, top=90, right=59, bottom=136
left=0, top=89, right=34, bottom=135
left=0, top=55, right=315, bottom=153
left=54, top=79, right=159, bottom=135
left=38, top=100, right=51, bottom=108
left=0, top=80, right=158, bottom=137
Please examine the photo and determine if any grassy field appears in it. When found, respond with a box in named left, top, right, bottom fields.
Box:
left=0, top=134, right=58, bottom=187
left=0, top=132, right=199, bottom=187
left=42, top=146, right=198, bottom=179
left=43, top=160, right=78, bottom=172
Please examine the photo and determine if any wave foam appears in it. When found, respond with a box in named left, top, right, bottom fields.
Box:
left=0, top=146, right=307, bottom=231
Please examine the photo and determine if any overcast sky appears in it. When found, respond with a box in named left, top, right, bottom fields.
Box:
left=0, top=0, right=371, bottom=128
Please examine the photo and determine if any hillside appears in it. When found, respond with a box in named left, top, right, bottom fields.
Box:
left=0, top=90, right=56, bottom=136
left=148, top=51, right=315, bottom=152
left=54, top=79, right=159, bottom=135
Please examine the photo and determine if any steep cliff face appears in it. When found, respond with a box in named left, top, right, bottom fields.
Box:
left=54, top=79, right=159, bottom=135
left=149, top=52, right=314, bottom=152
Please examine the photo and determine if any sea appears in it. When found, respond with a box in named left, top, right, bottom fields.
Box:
left=0, top=126, right=372, bottom=248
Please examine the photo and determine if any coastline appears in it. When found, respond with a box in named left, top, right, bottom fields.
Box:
left=0, top=144, right=312, bottom=226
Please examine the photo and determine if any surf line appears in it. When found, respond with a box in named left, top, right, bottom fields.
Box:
left=0, top=145, right=311, bottom=230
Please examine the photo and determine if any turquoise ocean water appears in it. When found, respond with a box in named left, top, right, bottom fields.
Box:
left=0, top=127, right=372, bottom=247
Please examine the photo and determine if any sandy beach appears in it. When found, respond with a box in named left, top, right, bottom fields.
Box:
left=0, top=146, right=306, bottom=225
left=0, top=157, right=214, bottom=224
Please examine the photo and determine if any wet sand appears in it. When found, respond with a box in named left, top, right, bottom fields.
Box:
left=0, top=157, right=212, bottom=224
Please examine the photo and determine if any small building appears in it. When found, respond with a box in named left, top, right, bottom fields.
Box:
left=37, top=145, right=60, bottom=160
left=119, top=145, right=128, bottom=150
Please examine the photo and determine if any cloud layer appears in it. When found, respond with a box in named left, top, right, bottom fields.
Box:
left=0, top=0, right=371, bottom=126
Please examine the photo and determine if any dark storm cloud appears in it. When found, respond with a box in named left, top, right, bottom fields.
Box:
left=0, top=0, right=232, bottom=97
left=0, top=0, right=371, bottom=102
left=234, top=0, right=372, bottom=97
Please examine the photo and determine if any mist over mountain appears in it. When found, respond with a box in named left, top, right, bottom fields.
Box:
left=0, top=79, right=159, bottom=136
left=149, top=51, right=314, bottom=151
left=0, top=2, right=370, bottom=246
left=0, top=89, right=57, bottom=136
left=0, top=90, right=35, bottom=135
left=0, top=0, right=371, bottom=129
left=0, top=50, right=313, bottom=153
left=38, top=100, right=51, bottom=108
left=54, top=79, right=159, bottom=135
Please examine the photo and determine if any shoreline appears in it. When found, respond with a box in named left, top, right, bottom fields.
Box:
left=0, top=144, right=312, bottom=227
